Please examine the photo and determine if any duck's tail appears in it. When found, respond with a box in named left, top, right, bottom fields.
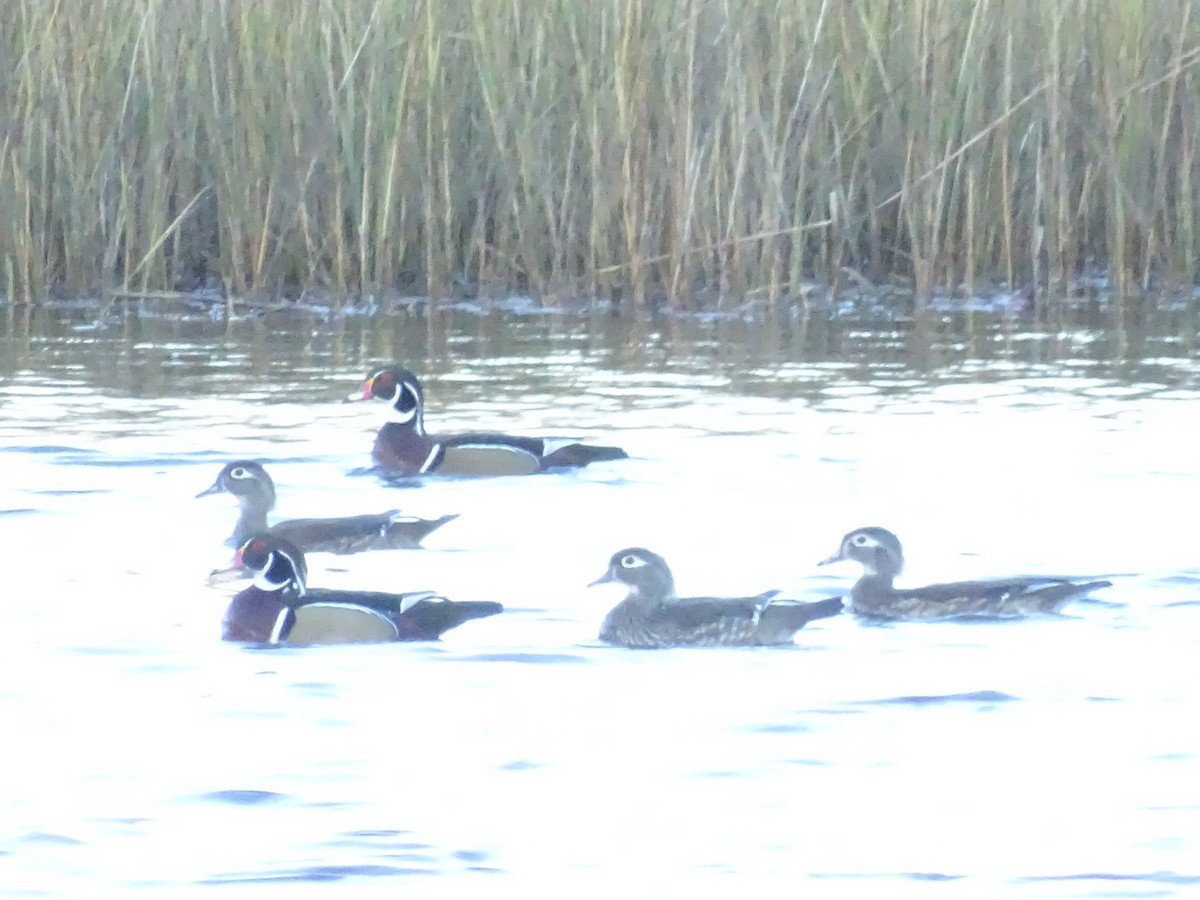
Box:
left=542, top=443, right=629, bottom=469
left=757, top=595, right=844, bottom=641
left=394, top=599, right=505, bottom=640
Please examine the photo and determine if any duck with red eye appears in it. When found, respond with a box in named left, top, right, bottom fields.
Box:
left=223, top=534, right=503, bottom=645
left=819, top=526, right=1112, bottom=619
left=350, top=365, right=628, bottom=477
left=198, top=460, right=457, bottom=552
left=590, top=547, right=843, bottom=649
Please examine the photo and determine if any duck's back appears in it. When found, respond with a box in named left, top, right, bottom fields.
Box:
left=601, top=594, right=777, bottom=648
left=854, top=576, right=1112, bottom=619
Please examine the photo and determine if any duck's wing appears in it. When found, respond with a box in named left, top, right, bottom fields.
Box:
left=432, top=433, right=627, bottom=474
left=275, top=511, right=460, bottom=552
left=285, top=602, right=399, bottom=644
left=432, top=435, right=545, bottom=476
left=893, top=577, right=1112, bottom=618
left=646, top=595, right=773, bottom=647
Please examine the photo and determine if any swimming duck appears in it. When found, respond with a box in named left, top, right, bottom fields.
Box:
left=350, top=365, right=628, bottom=476
left=819, top=526, right=1112, bottom=619
left=222, top=534, right=503, bottom=644
left=590, top=547, right=843, bottom=648
left=197, top=460, right=457, bottom=551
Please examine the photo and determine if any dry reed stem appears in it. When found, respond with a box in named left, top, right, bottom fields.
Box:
left=1, top=0, right=1198, bottom=308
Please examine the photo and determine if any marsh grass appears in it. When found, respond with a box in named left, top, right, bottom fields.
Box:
left=2, top=0, right=1199, bottom=309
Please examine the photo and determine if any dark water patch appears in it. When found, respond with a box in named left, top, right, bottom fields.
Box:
left=1018, top=871, right=1200, bottom=886
left=0, top=508, right=37, bottom=515
left=498, top=759, right=543, bottom=771
left=784, top=758, right=831, bottom=767
left=27, top=488, right=108, bottom=497
left=196, top=789, right=290, bottom=806
left=1157, top=573, right=1200, bottom=586
left=204, top=864, right=432, bottom=884
left=327, top=832, right=439, bottom=864
left=0, top=445, right=93, bottom=455
left=331, top=831, right=432, bottom=856
left=1072, top=596, right=1128, bottom=608
left=813, top=871, right=964, bottom=882
left=1088, top=696, right=1122, bottom=703
left=744, top=721, right=814, bottom=735
left=16, top=832, right=84, bottom=846
left=343, top=830, right=414, bottom=839
left=1150, top=752, right=1195, bottom=762
left=856, top=690, right=1019, bottom=707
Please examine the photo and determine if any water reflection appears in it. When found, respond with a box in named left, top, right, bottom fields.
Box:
left=1, top=301, right=1196, bottom=402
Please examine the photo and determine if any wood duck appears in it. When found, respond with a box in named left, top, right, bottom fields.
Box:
left=197, top=461, right=457, bottom=552
left=349, top=365, right=629, bottom=476
left=590, top=547, right=843, bottom=649
left=819, top=526, right=1112, bottom=619
left=222, top=534, right=503, bottom=644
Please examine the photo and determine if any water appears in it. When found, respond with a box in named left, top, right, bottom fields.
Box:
left=1, top=305, right=1198, bottom=896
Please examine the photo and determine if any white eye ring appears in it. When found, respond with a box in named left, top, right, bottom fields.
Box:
left=230, top=467, right=251, bottom=479
left=852, top=534, right=870, bottom=546
left=620, top=554, right=645, bottom=568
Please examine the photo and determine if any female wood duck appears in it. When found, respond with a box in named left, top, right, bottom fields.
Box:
left=819, top=526, right=1112, bottom=619
left=197, top=460, right=457, bottom=551
left=222, top=534, right=503, bottom=644
left=590, top=547, right=843, bottom=649
left=349, top=365, right=628, bottom=476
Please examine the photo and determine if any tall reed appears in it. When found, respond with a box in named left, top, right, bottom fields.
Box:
left=2, top=0, right=1198, bottom=308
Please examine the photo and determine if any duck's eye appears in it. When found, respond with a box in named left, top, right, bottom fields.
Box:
left=852, top=534, right=870, bottom=546
left=620, top=554, right=644, bottom=568
left=230, top=467, right=250, bottom=479
left=375, top=371, right=395, bottom=388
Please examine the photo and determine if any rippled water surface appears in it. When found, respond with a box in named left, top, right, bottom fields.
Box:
left=1, top=306, right=1198, bottom=896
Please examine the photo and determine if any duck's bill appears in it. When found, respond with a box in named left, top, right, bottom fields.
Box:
left=344, top=381, right=372, bottom=402
left=207, top=557, right=247, bottom=584
left=195, top=480, right=223, bottom=498
left=587, top=569, right=617, bottom=588
left=817, top=551, right=844, bottom=566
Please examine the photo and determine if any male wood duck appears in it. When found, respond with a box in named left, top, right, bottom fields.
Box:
left=197, top=460, right=457, bottom=552
left=222, top=534, right=503, bottom=644
left=819, top=526, right=1112, bottom=619
left=590, top=547, right=843, bottom=649
left=349, top=365, right=629, bottom=476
